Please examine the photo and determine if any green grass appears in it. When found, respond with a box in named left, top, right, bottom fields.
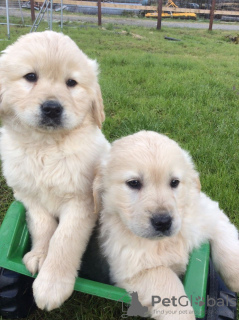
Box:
left=0, top=21, right=239, bottom=320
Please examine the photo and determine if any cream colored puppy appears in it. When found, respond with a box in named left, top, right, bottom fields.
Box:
left=0, top=31, right=109, bottom=311
left=94, top=131, right=239, bottom=320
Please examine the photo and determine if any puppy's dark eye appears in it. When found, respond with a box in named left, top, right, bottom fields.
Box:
left=66, top=79, right=77, bottom=87
left=170, top=179, right=180, bottom=188
left=126, top=179, right=142, bottom=190
left=24, top=73, right=38, bottom=82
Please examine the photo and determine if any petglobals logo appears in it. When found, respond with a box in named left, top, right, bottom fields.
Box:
left=152, top=294, right=237, bottom=308
left=118, top=292, right=237, bottom=318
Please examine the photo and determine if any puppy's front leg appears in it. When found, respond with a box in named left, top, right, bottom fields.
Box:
left=123, top=266, right=195, bottom=320
left=23, top=205, right=58, bottom=275
left=33, top=199, right=96, bottom=311
left=210, top=209, right=239, bottom=292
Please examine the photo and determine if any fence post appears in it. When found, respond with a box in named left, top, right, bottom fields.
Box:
left=30, top=0, right=35, bottom=22
left=157, top=0, right=163, bottom=30
left=98, top=0, right=102, bottom=26
left=61, top=0, right=63, bottom=30
left=5, top=0, right=10, bottom=39
left=50, top=0, right=53, bottom=30
left=209, top=0, right=216, bottom=31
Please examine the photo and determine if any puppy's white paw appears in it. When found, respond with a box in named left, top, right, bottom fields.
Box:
left=33, top=270, right=75, bottom=311
left=225, top=275, right=239, bottom=292
left=23, top=250, right=47, bottom=275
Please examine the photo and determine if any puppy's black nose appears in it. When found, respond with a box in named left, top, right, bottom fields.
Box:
left=151, top=214, right=172, bottom=233
left=41, top=100, right=63, bottom=119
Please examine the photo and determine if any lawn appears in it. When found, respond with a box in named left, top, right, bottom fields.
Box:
left=0, top=20, right=239, bottom=320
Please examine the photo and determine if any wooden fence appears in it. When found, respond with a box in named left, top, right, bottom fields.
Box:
left=36, top=0, right=239, bottom=30
left=38, top=0, right=239, bottom=16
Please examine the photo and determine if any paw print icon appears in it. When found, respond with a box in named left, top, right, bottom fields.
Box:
left=195, top=296, right=205, bottom=307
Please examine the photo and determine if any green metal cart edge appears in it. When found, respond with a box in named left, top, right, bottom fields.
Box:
left=0, top=201, right=210, bottom=317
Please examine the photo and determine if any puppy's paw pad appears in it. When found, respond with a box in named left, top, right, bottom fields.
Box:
left=33, top=273, right=75, bottom=311
left=23, top=250, right=47, bottom=275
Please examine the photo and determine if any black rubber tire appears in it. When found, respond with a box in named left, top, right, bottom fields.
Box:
left=197, top=260, right=237, bottom=320
left=0, top=267, right=36, bottom=319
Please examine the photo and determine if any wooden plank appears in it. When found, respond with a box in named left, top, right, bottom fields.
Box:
left=215, top=9, right=239, bottom=15
left=37, top=0, right=152, bottom=9
left=163, top=7, right=239, bottom=15
left=101, top=2, right=153, bottom=10
left=37, top=0, right=239, bottom=16
left=43, top=0, right=98, bottom=6
left=163, top=6, right=210, bottom=13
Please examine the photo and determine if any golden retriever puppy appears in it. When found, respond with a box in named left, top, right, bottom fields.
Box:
left=0, top=31, right=110, bottom=311
left=94, top=131, right=239, bottom=320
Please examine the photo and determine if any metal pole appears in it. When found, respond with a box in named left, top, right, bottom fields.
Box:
left=18, top=0, right=25, bottom=25
left=209, top=0, right=216, bottom=31
left=157, top=0, right=163, bottom=30
left=5, top=0, right=10, bottom=39
left=98, top=0, right=101, bottom=26
left=50, top=0, right=53, bottom=30
left=60, top=0, right=63, bottom=30
left=30, top=0, right=49, bottom=32
left=30, top=0, right=35, bottom=22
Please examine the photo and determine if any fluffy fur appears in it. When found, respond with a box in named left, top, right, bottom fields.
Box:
left=94, top=131, right=239, bottom=320
left=0, top=31, right=110, bottom=311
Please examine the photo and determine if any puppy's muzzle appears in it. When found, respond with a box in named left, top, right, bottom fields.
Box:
left=40, top=100, right=63, bottom=128
left=151, top=214, right=172, bottom=234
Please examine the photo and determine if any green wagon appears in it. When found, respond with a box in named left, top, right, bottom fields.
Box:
left=0, top=201, right=237, bottom=319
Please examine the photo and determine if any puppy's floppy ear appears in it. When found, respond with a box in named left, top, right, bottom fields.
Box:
left=93, top=166, right=104, bottom=214
left=92, top=83, right=105, bottom=129
left=0, top=56, right=4, bottom=116
left=0, top=83, right=3, bottom=117
left=194, top=173, right=201, bottom=192
left=88, top=59, right=105, bottom=129
left=182, top=149, right=201, bottom=192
